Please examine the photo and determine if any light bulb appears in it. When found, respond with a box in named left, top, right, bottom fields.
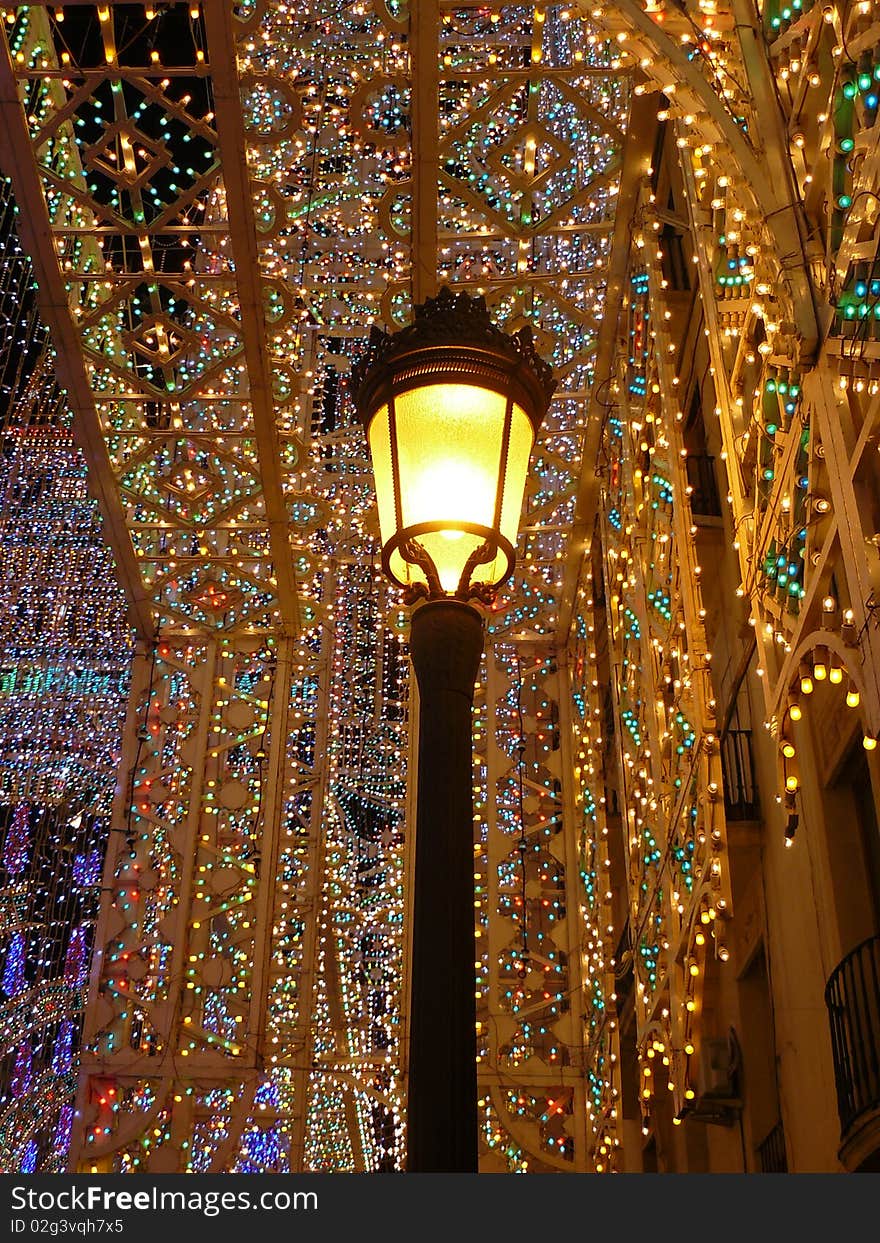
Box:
left=789, top=701, right=802, bottom=721
left=798, top=658, right=814, bottom=695
left=847, top=685, right=861, bottom=708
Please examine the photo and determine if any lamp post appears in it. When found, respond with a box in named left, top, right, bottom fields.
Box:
left=354, top=287, right=555, bottom=1173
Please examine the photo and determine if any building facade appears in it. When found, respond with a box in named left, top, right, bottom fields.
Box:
left=0, top=0, right=878, bottom=1174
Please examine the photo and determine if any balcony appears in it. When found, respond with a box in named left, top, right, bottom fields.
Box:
left=756, top=1119, right=788, bottom=1173
left=825, top=935, right=880, bottom=1170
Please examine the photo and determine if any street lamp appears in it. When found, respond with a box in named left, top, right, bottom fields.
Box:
left=354, top=286, right=555, bottom=1173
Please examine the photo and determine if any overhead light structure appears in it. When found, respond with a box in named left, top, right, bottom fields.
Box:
left=355, top=286, right=555, bottom=1172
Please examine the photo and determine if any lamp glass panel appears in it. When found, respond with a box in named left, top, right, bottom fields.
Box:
left=391, top=381, right=529, bottom=592
left=366, top=403, right=397, bottom=552
left=394, top=382, right=504, bottom=526
left=498, top=404, right=535, bottom=556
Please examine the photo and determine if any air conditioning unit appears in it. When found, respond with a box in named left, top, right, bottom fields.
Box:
left=699, top=1036, right=738, bottom=1099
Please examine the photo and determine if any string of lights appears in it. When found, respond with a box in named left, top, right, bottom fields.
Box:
left=1, top=0, right=880, bottom=1177
left=0, top=171, right=132, bottom=1172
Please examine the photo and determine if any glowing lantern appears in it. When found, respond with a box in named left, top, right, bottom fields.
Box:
left=353, top=286, right=556, bottom=602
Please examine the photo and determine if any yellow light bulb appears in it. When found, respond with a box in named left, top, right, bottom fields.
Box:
left=800, top=675, right=813, bottom=695
left=813, top=661, right=827, bottom=681
left=829, top=664, right=843, bottom=684
left=847, top=687, right=861, bottom=708
left=782, top=741, right=796, bottom=758
left=863, top=736, right=877, bottom=752
left=789, top=702, right=802, bottom=721
left=785, top=775, right=799, bottom=791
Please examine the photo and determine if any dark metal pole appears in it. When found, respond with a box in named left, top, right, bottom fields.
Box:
left=406, top=598, right=484, bottom=1172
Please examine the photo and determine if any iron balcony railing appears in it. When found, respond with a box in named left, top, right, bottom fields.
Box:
left=756, top=1119, right=788, bottom=1173
left=825, top=935, right=880, bottom=1140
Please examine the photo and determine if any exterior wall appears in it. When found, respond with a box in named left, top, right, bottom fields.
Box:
left=569, top=92, right=880, bottom=1170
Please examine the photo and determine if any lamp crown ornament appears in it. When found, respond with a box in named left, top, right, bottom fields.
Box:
left=353, top=286, right=557, bottom=405
left=354, top=286, right=556, bottom=606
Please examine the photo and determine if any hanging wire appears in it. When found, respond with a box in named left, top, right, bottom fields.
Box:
left=245, top=646, right=278, bottom=869
left=124, top=637, right=160, bottom=854
left=514, top=653, right=530, bottom=978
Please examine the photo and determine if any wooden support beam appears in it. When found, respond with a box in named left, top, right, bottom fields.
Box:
left=409, top=0, right=440, bottom=306
left=202, top=4, right=301, bottom=636
left=585, top=0, right=819, bottom=360
left=730, top=0, right=821, bottom=363
left=555, top=88, right=654, bottom=647
left=0, top=31, right=153, bottom=640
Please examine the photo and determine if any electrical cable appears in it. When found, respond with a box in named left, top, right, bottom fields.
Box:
left=124, top=637, right=159, bottom=855
left=514, top=652, right=531, bottom=977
